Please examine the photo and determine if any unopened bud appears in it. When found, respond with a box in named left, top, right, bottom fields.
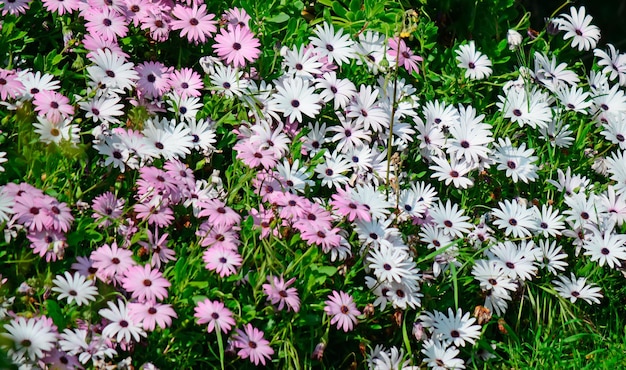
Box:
left=507, top=29, right=523, bottom=50
left=312, top=342, right=325, bottom=360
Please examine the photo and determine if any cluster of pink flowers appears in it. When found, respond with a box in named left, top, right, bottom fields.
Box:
left=0, top=183, right=73, bottom=261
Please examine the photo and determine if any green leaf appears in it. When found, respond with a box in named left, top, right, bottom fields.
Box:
left=45, top=300, right=67, bottom=329
left=267, top=12, right=290, bottom=23
left=317, top=266, right=337, bottom=277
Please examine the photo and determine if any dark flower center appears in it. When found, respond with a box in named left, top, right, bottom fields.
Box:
left=326, top=44, right=334, bottom=52
left=507, top=161, right=517, bottom=169
left=383, top=263, right=392, bottom=271
left=505, top=261, right=515, bottom=269
left=512, top=109, right=522, bottom=117
left=148, top=307, right=157, bottom=314
left=119, top=320, right=129, bottom=327
left=291, top=100, right=300, bottom=108
left=468, top=62, right=475, bottom=69
left=508, top=218, right=517, bottom=226
left=601, top=247, right=610, bottom=255
left=147, top=74, right=156, bottom=83
left=340, top=305, right=349, bottom=313
left=460, top=140, right=470, bottom=148
left=103, top=19, right=112, bottom=27
left=190, top=18, right=199, bottom=26
left=444, top=220, right=453, bottom=227
left=143, top=279, right=152, bottom=286
left=233, top=43, right=241, bottom=50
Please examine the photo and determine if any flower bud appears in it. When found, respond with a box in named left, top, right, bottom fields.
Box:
left=507, top=29, right=523, bottom=50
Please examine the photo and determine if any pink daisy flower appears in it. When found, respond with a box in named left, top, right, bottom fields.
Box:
left=197, top=199, right=241, bottom=228
left=42, top=0, right=79, bottom=15
left=0, top=0, right=30, bottom=16
left=138, top=227, right=176, bottom=269
left=194, top=299, right=235, bottom=334
left=46, top=199, right=74, bottom=232
left=12, top=194, right=53, bottom=231
left=234, top=139, right=279, bottom=170
left=0, top=68, right=25, bottom=101
left=197, top=221, right=241, bottom=250
left=32, top=90, right=74, bottom=124
left=262, top=275, right=301, bottom=312
left=136, top=61, right=172, bottom=99
left=27, top=229, right=66, bottom=262
left=140, top=9, right=172, bottom=42
left=170, top=4, right=217, bottom=44
left=330, top=186, right=371, bottom=222
left=91, top=242, right=135, bottom=285
left=388, top=38, right=423, bottom=74
left=169, top=68, right=203, bottom=98
left=84, top=7, right=129, bottom=41
left=202, top=245, right=242, bottom=277
left=324, top=290, right=360, bottom=332
left=222, top=7, right=251, bottom=29
left=122, top=264, right=170, bottom=302
left=134, top=202, right=175, bottom=228
left=213, top=25, right=261, bottom=68
left=91, top=191, right=125, bottom=228
left=232, top=324, right=274, bottom=366
left=128, top=301, right=177, bottom=331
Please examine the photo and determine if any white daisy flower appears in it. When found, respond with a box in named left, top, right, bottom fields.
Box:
left=489, top=240, right=539, bottom=281
left=99, top=299, right=146, bottom=343
left=538, top=239, right=568, bottom=275
left=86, top=49, right=138, bottom=92
left=455, top=41, right=492, bottom=80
left=555, top=6, right=600, bottom=51
left=209, top=64, right=248, bottom=97
left=493, top=137, right=539, bottom=183
left=553, top=273, right=602, bottom=304
left=421, top=339, right=465, bottom=370
left=309, top=22, right=356, bottom=66
left=594, top=44, right=626, bottom=86
left=52, top=271, right=99, bottom=306
left=426, top=307, right=482, bottom=348
left=2, top=317, right=57, bottom=361
left=315, top=151, right=352, bottom=189
left=582, top=229, right=626, bottom=268
left=491, top=199, right=536, bottom=238
left=367, top=244, right=419, bottom=284
left=273, top=76, right=321, bottom=123
left=430, top=200, right=473, bottom=238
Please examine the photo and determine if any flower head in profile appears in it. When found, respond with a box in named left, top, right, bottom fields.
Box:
left=324, top=290, right=360, bottom=332
left=456, top=41, right=492, bottom=80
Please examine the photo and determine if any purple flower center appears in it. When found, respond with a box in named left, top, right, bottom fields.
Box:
left=190, top=18, right=199, bottom=26
left=148, top=307, right=157, bottom=314
left=119, top=320, right=129, bottom=328
left=147, top=74, right=156, bottom=83
left=507, top=161, right=516, bottom=169
left=340, top=305, right=349, bottom=314
left=291, top=100, right=300, bottom=108
left=143, top=279, right=152, bottom=287
left=508, top=218, right=517, bottom=226
left=233, top=43, right=241, bottom=50
left=103, top=18, right=112, bottom=27
left=468, top=62, right=475, bottom=69
left=444, top=220, right=453, bottom=227
left=505, top=261, right=515, bottom=269
left=601, top=248, right=610, bottom=255
left=512, top=109, right=522, bottom=117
